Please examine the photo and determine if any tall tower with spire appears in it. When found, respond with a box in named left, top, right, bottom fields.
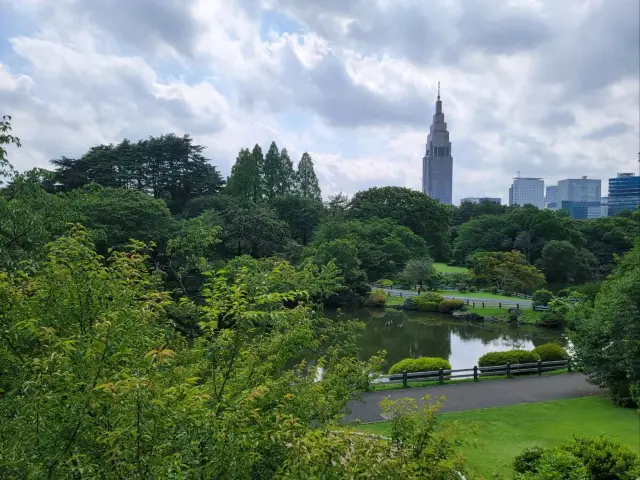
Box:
left=422, top=82, right=453, bottom=204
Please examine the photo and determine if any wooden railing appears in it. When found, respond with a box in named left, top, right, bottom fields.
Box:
left=382, top=290, right=548, bottom=311
left=372, top=359, right=571, bottom=388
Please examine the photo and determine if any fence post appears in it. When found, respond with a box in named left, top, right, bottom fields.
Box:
left=402, top=371, right=407, bottom=388
left=506, top=362, right=511, bottom=378
left=439, top=368, right=444, bottom=385
left=567, top=358, right=572, bottom=373
left=499, top=302, right=501, bottom=308
left=482, top=301, right=485, bottom=308
left=474, top=365, right=478, bottom=382
left=517, top=303, right=519, bottom=309
left=472, top=301, right=475, bottom=308
left=538, top=360, right=542, bottom=376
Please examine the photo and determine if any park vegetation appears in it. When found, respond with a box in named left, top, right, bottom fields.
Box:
left=2, top=117, right=639, bottom=475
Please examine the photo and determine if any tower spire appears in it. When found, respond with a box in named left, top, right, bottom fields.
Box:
left=437, top=81, right=440, bottom=100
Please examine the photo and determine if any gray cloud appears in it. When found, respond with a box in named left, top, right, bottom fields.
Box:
left=583, top=122, right=634, bottom=140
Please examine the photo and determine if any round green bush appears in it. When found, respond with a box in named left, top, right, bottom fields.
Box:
left=379, top=279, right=393, bottom=288
left=532, top=289, right=554, bottom=307
left=478, top=350, right=540, bottom=368
left=364, top=289, right=386, bottom=307
left=532, top=343, right=569, bottom=362
left=513, top=446, right=545, bottom=474
left=403, top=296, right=440, bottom=312
left=388, top=357, right=451, bottom=375
left=419, top=292, right=445, bottom=303
left=438, top=299, right=465, bottom=313
left=560, top=434, right=640, bottom=479
left=519, top=450, right=589, bottom=480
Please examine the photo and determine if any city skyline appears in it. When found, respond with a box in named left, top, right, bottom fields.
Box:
left=422, top=84, right=453, bottom=204
left=1, top=0, right=638, bottom=203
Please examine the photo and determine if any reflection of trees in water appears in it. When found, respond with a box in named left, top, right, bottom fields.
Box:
left=337, top=308, right=566, bottom=369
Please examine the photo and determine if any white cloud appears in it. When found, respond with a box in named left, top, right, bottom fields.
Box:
left=1, top=0, right=638, bottom=202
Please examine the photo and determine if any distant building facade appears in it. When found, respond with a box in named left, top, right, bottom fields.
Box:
left=545, top=185, right=558, bottom=209
left=608, top=173, right=640, bottom=216
left=461, top=197, right=501, bottom=205
left=422, top=84, right=453, bottom=205
left=601, top=196, right=609, bottom=217
left=553, top=176, right=603, bottom=219
left=509, top=177, right=544, bottom=209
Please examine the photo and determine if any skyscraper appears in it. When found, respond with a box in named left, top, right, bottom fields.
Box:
left=608, top=172, right=640, bottom=216
left=422, top=83, right=453, bottom=204
left=545, top=186, right=557, bottom=209
left=557, top=176, right=602, bottom=219
left=509, top=177, right=544, bottom=209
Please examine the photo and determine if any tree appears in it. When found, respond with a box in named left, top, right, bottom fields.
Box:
left=538, top=240, right=595, bottom=284
left=452, top=215, right=517, bottom=264
left=348, top=187, right=451, bottom=261
left=263, top=141, right=280, bottom=199
left=270, top=194, right=324, bottom=245
left=568, top=242, right=640, bottom=407
left=295, top=152, right=321, bottom=201
left=226, top=146, right=263, bottom=203
left=326, top=191, right=350, bottom=217
left=0, top=115, right=20, bottom=182
left=276, top=147, right=295, bottom=196
left=469, top=251, right=545, bottom=294
left=400, top=257, right=438, bottom=291
left=0, top=226, right=467, bottom=477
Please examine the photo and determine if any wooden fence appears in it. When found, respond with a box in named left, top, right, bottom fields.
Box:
left=372, top=359, right=571, bottom=388
left=383, top=290, right=549, bottom=311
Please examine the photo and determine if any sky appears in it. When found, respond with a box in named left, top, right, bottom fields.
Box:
left=1, top=0, right=639, bottom=203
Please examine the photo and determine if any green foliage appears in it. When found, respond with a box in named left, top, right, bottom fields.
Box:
left=568, top=242, right=640, bottom=407
left=532, top=343, right=569, bottom=361
left=470, top=250, right=545, bottom=294
left=0, top=115, right=20, bottom=180
left=539, top=240, right=595, bottom=284
left=388, top=357, right=451, bottom=374
left=294, top=152, right=321, bottom=201
left=347, top=186, right=451, bottom=260
left=226, top=145, right=264, bottom=203
left=438, top=299, right=465, bottom=313
left=532, top=288, right=554, bottom=306
left=447, top=271, right=475, bottom=291
left=399, top=256, right=438, bottom=290
left=418, top=292, right=444, bottom=303
left=514, top=435, right=640, bottom=480
left=478, top=350, right=540, bottom=367
left=364, top=289, right=387, bottom=307
left=452, top=214, right=516, bottom=263
left=269, top=194, right=324, bottom=246
left=379, top=279, right=393, bottom=287
left=403, top=296, right=440, bottom=312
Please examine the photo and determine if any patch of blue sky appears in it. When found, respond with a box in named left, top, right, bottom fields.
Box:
left=259, top=9, right=303, bottom=39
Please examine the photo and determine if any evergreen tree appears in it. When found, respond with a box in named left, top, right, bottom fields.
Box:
left=295, top=152, right=321, bottom=201
left=226, top=148, right=255, bottom=201
left=250, top=143, right=265, bottom=202
left=263, top=141, right=280, bottom=199
left=276, top=147, right=295, bottom=196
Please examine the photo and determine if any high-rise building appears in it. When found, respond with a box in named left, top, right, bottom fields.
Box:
left=556, top=176, right=602, bottom=219
left=545, top=186, right=558, bottom=209
left=461, top=197, right=501, bottom=205
left=608, top=173, right=640, bottom=216
left=509, top=177, right=544, bottom=209
left=422, top=83, right=453, bottom=204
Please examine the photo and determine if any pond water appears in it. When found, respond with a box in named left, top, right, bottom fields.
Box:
left=332, top=308, right=566, bottom=371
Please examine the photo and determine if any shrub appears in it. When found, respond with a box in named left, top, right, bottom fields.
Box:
left=468, top=286, right=478, bottom=292
left=438, top=299, right=465, bottom=313
left=404, top=294, right=442, bottom=312
left=533, top=343, right=569, bottom=362
left=532, top=289, right=554, bottom=307
left=557, top=287, right=577, bottom=298
left=388, top=357, right=451, bottom=375
left=478, top=350, right=540, bottom=368
left=420, top=292, right=445, bottom=303
left=538, top=311, right=565, bottom=328
left=513, top=446, right=545, bottom=474
left=379, top=279, right=393, bottom=288
left=364, top=289, right=386, bottom=307
left=561, top=434, right=640, bottom=479
left=519, top=450, right=589, bottom=480
left=488, top=286, right=499, bottom=294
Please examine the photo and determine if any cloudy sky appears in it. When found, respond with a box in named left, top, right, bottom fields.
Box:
left=1, top=0, right=639, bottom=203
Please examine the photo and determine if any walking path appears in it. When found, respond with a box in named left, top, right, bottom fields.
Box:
left=343, top=373, right=604, bottom=424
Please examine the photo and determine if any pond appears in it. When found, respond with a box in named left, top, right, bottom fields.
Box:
left=332, top=307, right=566, bottom=371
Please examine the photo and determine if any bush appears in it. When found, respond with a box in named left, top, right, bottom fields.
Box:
left=532, top=289, right=554, bottom=307
left=533, top=343, right=569, bottom=362
left=388, top=357, right=451, bottom=375
left=538, top=311, right=565, bottom=328
left=488, top=286, right=499, bottom=294
left=557, top=287, right=577, bottom=298
left=514, top=435, right=640, bottom=479
left=364, top=289, right=386, bottom=307
left=420, top=292, right=445, bottom=303
left=478, top=350, right=540, bottom=368
left=468, top=286, right=478, bottom=292
left=404, top=293, right=442, bottom=312
left=438, top=299, right=465, bottom=313
left=379, top=279, right=393, bottom=288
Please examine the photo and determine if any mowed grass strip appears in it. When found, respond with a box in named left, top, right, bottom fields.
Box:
left=432, top=263, right=469, bottom=274
left=356, top=396, right=639, bottom=479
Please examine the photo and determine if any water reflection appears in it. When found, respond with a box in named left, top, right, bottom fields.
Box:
left=331, top=308, right=565, bottom=371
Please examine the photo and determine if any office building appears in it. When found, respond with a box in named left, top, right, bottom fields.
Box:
left=545, top=186, right=558, bottom=209
left=559, top=201, right=603, bottom=219
left=601, top=197, right=609, bottom=217
left=509, top=177, right=544, bottom=209
left=608, top=173, right=640, bottom=216
left=461, top=197, right=501, bottom=205
left=555, top=176, right=602, bottom=219
left=422, top=83, right=453, bottom=204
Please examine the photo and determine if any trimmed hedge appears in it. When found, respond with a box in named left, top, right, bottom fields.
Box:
left=364, top=289, right=386, bottom=307
left=419, top=292, right=445, bottom=303
left=388, top=357, right=451, bottom=375
left=532, top=289, right=553, bottom=307
left=404, top=295, right=440, bottom=312
left=478, top=350, right=540, bottom=367
left=532, top=343, right=569, bottom=362
left=438, top=299, right=465, bottom=313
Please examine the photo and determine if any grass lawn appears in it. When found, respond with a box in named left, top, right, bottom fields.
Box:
left=437, top=290, right=523, bottom=301
left=384, top=294, right=405, bottom=306
left=356, top=396, right=640, bottom=479
left=465, top=306, right=543, bottom=324
left=433, top=263, right=469, bottom=274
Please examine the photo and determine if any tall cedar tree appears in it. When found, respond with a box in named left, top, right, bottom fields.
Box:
left=277, top=147, right=295, bottom=196
left=250, top=143, right=265, bottom=202
left=263, top=141, right=280, bottom=199
left=295, top=152, right=322, bottom=201
left=227, top=145, right=264, bottom=203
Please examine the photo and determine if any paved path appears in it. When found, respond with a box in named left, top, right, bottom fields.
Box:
left=383, top=288, right=532, bottom=308
left=343, top=373, right=604, bottom=424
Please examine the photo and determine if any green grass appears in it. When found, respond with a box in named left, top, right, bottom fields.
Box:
left=436, top=290, right=522, bottom=301
left=369, top=369, right=568, bottom=391
left=384, top=294, right=405, bottom=306
left=465, top=306, right=543, bottom=324
left=433, top=263, right=469, bottom=274
left=356, top=396, right=640, bottom=479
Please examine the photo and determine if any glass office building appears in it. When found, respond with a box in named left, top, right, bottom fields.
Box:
left=608, top=173, right=640, bottom=216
